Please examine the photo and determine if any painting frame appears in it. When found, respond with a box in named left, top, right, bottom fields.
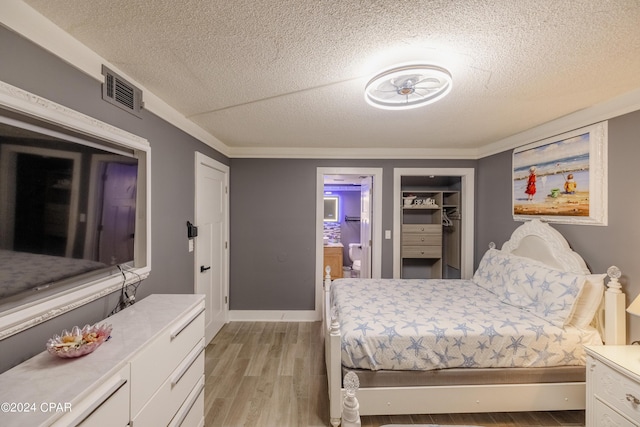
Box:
left=512, top=121, right=608, bottom=226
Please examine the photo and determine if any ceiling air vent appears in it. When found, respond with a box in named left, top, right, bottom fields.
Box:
left=101, top=65, right=143, bottom=118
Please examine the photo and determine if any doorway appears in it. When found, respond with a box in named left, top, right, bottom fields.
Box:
left=0, top=144, right=81, bottom=257
left=315, top=167, right=383, bottom=317
left=393, top=168, right=475, bottom=279
left=195, top=152, right=229, bottom=344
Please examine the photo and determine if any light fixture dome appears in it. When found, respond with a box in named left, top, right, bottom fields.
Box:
left=364, top=64, right=452, bottom=110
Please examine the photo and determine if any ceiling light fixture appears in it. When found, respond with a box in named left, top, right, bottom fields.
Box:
left=364, top=64, right=452, bottom=110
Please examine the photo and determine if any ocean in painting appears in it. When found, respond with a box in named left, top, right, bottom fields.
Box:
left=513, top=153, right=589, bottom=203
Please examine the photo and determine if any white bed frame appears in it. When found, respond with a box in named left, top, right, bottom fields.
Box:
left=323, top=219, right=626, bottom=427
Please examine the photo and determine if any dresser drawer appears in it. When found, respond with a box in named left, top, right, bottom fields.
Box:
left=594, top=398, right=638, bottom=427
left=130, top=304, right=205, bottom=416
left=402, top=245, right=442, bottom=258
left=169, top=376, right=205, bottom=427
left=402, top=224, right=442, bottom=234
left=52, top=365, right=130, bottom=427
left=132, top=339, right=205, bottom=427
left=594, top=358, right=640, bottom=423
left=402, top=233, right=441, bottom=246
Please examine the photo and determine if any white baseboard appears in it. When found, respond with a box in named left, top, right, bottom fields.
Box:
left=229, top=310, right=320, bottom=322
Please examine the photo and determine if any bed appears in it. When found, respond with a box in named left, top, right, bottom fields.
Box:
left=0, top=249, right=107, bottom=299
left=323, top=219, right=627, bottom=427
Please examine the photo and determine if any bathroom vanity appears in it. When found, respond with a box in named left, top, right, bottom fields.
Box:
left=323, top=243, right=343, bottom=280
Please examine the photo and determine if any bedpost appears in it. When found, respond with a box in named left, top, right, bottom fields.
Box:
left=324, top=265, right=332, bottom=291
left=328, top=312, right=342, bottom=427
left=341, top=372, right=361, bottom=427
left=323, top=265, right=342, bottom=427
left=604, top=266, right=626, bottom=345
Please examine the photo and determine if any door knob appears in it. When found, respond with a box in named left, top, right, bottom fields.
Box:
left=200, top=265, right=211, bottom=273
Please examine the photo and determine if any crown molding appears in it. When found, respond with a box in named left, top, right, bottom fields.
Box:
left=478, top=87, right=640, bottom=159
left=227, top=146, right=480, bottom=159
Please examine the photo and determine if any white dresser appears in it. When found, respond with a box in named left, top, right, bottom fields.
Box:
left=586, top=345, right=640, bottom=427
left=0, top=294, right=205, bottom=427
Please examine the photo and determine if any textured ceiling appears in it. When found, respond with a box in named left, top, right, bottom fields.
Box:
left=22, top=0, right=640, bottom=154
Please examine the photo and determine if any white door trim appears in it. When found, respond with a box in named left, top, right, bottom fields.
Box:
left=194, top=152, right=230, bottom=338
left=393, top=168, right=475, bottom=279
left=316, top=167, right=383, bottom=318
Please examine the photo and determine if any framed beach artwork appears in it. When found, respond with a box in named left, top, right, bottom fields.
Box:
left=512, top=121, right=608, bottom=225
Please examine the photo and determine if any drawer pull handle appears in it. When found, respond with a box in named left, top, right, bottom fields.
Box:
left=70, top=378, right=127, bottom=427
left=169, top=379, right=205, bottom=427
left=172, top=339, right=205, bottom=387
left=171, top=306, right=205, bottom=340
left=627, top=393, right=640, bottom=405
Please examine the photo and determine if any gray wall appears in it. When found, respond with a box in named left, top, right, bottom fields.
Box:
left=476, top=110, right=640, bottom=342
left=0, top=26, right=228, bottom=372
left=229, top=158, right=477, bottom=310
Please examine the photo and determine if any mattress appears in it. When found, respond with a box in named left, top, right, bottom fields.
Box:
left=331, top=278, right=602, bottom=371
left=342, top=365, right=586, bottom=388
left=0, top=249, right=107, bottom=299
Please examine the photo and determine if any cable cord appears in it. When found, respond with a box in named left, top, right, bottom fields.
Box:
left=108, top=264, right=143, bottom=316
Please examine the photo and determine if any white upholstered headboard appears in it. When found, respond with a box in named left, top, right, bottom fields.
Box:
left=500, top=219, right=591, bottom=275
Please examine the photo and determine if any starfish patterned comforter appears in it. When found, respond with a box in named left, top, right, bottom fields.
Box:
left=331, top=276, right=602, bottom=371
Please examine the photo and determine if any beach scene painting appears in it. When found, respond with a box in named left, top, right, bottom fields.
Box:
left=512, top=122, right=608, bottom=225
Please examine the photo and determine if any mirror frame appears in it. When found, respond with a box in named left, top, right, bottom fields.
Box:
left=0, top=80, right=151, bottom=340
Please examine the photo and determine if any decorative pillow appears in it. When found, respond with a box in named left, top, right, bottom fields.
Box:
left=473, top=248, right=538, bottom=300
left=567, top=273, right=606, bottom=328
left=473, top=248, right=586, bottom=327
left=504, top=261, right=586, bottom=328
left=472, top=248, right=511, bottom=297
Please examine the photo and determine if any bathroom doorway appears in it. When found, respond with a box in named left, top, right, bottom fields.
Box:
left=315, top=167, right=382, bottom=315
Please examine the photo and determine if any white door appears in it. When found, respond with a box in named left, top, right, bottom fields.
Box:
left=359, top=176, right=372, bottom=278
left=195, top=153, right=229, bottom=344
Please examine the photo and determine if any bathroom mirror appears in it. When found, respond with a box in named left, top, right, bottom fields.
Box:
left=323, top=196, right=339, bottom=222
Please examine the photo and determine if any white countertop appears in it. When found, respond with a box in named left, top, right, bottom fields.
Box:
left=585, top=344, right=640, bottom=382
left=0, top=294, right=204, bottom=427
left=324, top=242, right=344, bottom=248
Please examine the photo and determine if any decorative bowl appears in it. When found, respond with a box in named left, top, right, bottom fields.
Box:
left=46, top=323, right=112, bottom=358
left=403, top=196, right=416, bottom=206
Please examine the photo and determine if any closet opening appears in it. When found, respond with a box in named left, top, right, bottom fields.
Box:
left=393, top=168, right=475, bottom=280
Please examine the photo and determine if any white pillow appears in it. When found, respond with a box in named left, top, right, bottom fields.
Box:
left=567, top=273, right=606, bottom=328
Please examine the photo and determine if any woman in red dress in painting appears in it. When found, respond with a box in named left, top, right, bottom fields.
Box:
left=525, top=166, right=536, bottom=201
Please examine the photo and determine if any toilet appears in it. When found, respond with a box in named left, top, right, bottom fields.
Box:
left=348, top=243, right=362, bottom=274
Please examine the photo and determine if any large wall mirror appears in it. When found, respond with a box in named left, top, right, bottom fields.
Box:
left=0, top=80, right=151, bottom=339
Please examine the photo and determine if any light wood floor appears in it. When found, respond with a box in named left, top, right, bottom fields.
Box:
left=204, top=322, right=585, bottom=427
